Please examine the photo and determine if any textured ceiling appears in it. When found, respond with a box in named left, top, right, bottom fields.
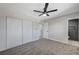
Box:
left=0, top=3, right=79, bottom=22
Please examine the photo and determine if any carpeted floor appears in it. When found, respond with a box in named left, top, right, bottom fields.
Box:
left=0, top=38, right=79, bottom=55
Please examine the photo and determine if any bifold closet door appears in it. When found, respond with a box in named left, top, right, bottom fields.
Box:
left=0, top=17, right=6, bottom=51
left=7, top=17, right=22, bottom=49
left=23, top=20, right=32, bottom=44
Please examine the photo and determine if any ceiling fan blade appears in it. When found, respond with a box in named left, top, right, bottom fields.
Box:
left=33, top=10, right=43, bottom=13
left=39, top=13, right=44, bottom=16
left=44, top=3, right=49, bottom=12
left=46, top=13, right=49, bottom=16
left=46, top=9, right=58, bottom=13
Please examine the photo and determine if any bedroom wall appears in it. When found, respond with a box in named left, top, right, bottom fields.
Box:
left=0, top=16, right=41, bottom=51
left=47, top=12, right=79, bottom=43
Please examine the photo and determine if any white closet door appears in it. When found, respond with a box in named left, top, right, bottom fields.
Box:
left=17, top=19, right=22, bottom=46
left=32, top=23, right=41, bottom=41
left=23, top=20, right=32, bottom=44
left=0, top=17, right=6, bottom=51
left=7, top=17, right=22, bottom=49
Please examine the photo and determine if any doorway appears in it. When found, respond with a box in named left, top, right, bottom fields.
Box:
left=68, top=19, right=78, bottom=41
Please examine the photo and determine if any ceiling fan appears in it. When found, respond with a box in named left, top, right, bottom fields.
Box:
left=33, top=3, right=58, bottom=16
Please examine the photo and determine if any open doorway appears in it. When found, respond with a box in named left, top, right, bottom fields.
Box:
left=68, top=19, right=78, bottom=41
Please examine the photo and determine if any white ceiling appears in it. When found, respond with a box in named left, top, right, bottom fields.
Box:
left=0, top=3, right=79, bottom=22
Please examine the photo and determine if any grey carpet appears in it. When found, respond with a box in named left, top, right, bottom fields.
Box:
left=0, top=38, right=79, bottom=55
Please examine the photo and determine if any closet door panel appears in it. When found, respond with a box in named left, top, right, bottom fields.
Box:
left=0, top=17, right=6, bottom=51
left=16, top=19, right=22, bottom=46
left=23, top=20, right=32, bottom=44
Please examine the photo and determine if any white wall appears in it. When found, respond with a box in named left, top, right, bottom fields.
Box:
left=47, top=12, right=79, bottom=43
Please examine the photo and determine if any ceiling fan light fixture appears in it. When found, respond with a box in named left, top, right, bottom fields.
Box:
left=33, top=3, right=58, bottom=16
left=43, top=14, right=47, bottom=16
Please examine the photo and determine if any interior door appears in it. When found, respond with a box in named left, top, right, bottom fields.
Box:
left=68, top=19, right=78, bottom=41
left=32, top=22, right=41, bottom=41
left=43, top=23, right=48, bottom=38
